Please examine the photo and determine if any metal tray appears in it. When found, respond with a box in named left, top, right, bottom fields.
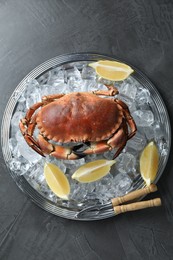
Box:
left=1, top=53, right=171, bottom=220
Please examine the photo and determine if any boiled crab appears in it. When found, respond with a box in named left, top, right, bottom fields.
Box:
left=19, top=84, right=137, bottom=160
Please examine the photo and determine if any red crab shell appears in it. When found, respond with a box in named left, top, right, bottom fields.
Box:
left=36, top=92, right=123, bottom=143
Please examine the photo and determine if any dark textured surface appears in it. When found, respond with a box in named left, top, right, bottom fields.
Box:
left=0, top=0, right=173, bottom=259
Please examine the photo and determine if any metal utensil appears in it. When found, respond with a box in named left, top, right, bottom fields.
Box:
left=76, top=184, right=161, bottom=219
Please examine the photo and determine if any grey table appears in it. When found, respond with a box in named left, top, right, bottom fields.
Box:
left=0, top=1, right=173, bottom=259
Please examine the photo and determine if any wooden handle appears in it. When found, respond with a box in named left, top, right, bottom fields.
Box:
left=111, top=184, right=157, bottom=207
left=114, top=198, right=161, bottom=215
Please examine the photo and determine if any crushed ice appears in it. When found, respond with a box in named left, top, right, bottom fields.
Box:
left=7, top=61, right=168, bottom=208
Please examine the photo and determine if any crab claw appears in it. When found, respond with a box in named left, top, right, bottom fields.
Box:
left=38, top=134, right=85, bottom=160
left=51, top=149, right=77, bottom=160
left=73, top=141, right=111, bottom=157
left=51, top=146, right=85, bottom=160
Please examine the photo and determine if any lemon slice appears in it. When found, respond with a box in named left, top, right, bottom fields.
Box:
left=140, top=141, right=159, bottom=186
left=44, top=163, right=70, bottom=200
left=72, top=159, right=115, bottom=183
left=89, top=60, right=134, bottom=81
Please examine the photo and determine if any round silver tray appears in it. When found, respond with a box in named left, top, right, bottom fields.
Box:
left=1, top=53, right=171, bottom=220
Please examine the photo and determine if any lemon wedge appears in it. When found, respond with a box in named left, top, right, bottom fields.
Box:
left=140, top=141, right=159, bottom=186
left=44, top=163, right=70, bottom=200
left=89, top=60, right=134, bottom=81
left=72, top=159, right=115, bottom=183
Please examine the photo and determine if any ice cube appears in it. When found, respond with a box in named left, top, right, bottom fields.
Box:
left=20, top=162, right=31, bottom=175
left=138, top=122, right=164, bottom=142
left=80, top=79, right=95, bottom=92
left=66, top=66, right=83, bottom=92
left=18, top=93, right=26, bottom=103
left=104, top=149, right=116, bottom=160
left=48, top=68, right=67, bottom=86
left=67, top=76, right=83, bottom=92
left=69, top=61, right=88, bottom=71
left=46, top=191, right=59, bottom=203
left=84, top=153, right=98, bottom=163
left=119, top=78, right=137, bottom=99
left=85, top=80, right=99, bottom=92
left=142, top=126, right=155, bottom=140
left=82, top=182, right=97, bottom=201
left=25, top=88, right=41, bottom=109
left=25, top=79, right=39, bottom=94
left=118, top=94, right=136, bottom=113
left=70, top=182, right=88, bottom=201
left=25, top=164, right=50, bottom=194
left=36, top=171, right=45, bottom=184
left=37, top=71, right=51, bottom=85
left=16, top=101, right=26, bottom=112
left=38, top=84, right=52, bottom=96
left=111, top=173, right=132, bottom=196
left=9, top=137, right=17, bottom=150
left=8, top=158, right=21, bottom=172
left=97, top=77, right=114, bottom=86
left=55, top=83, right=68, bottom=94
left=95, top=183, right=109, bottom=204
left=40, top=83, right=68, bottom=96
left=16, top=132, right=42, bottom=163
left=11, top=111, right=25, bottom=128
left=132, top=110, right=154, bottom=127
left=85, top=182, right=96, bottom=194
left=116, top=152, right=136, bottom=174
left=100, top=173, right=114, bottom=186
left=95, top=174, right=115, bottom=204
left=11, top=111, right=25, bottom=137
left=97, top=83, right=108, bottom=91
left=154, top=123, right=164, bottom=139
left=9, top=138, right=20, bottom=157
left=25, top=163, right=42, bottom=181
left=126, top=131, right=147, bottom=151
left=157, top=138, right=168, bottom=156
left=135, top=87, right=151, bottom=107
left=15, top=131, right=23, bottom=142
left=66, top=66, right=81, bottom=80
left=81, top=66, right=96, bottom=80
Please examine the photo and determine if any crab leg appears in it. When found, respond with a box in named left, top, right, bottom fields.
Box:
left=24, top=135, right=45, bottom=156
left=107, top=120, right=128, bottom=158
left=19, top=118, right=45, bottom=156
left=25, top=102, right=43, bottom=122
left=74, top=141, right=112, bottom=156
left=115, top=99, right=137, bottom=139
left=38, top=134, right=85, bottom=160
left=74, top=118, right=130, bottom=159
left=73, top=138, right=124, bottom=159
left=52, top=146, right=84, bottom=160
left=93, top=84, right=119, bottom=96
left=19, top=101, right=46, bottom=156
left=42, top=93, right=65, bottom=103
left=24, top=94, right=64, bottom=123
left=20, top=94, right=67, bottom=154
left=26, top=114, right=37, bottom=136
